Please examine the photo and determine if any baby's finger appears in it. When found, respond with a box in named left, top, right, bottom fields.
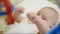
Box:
left=14, top=6, right=25, bottom=16
left=27, top=12, right=35, bottom=20
left=16, top=6, right=25, bottom=14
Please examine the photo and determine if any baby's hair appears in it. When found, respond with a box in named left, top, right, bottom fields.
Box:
left=38, top=7, right=59, bottom=25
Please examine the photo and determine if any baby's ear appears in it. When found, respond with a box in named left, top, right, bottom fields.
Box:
left=49, top=25, right=55, bottom=29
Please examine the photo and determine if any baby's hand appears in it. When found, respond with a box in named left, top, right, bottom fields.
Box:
left=14, top=6, right=25, bottom=16
left=27, top=12, right=43, bottom=24
left=27, top=12, right=50, bottom=33
left=14, top=6, right=25, bottom=23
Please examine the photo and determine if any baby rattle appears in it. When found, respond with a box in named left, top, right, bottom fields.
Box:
left=0, top=0, right=25, bottom=33
left=0, top=0, right=15, bottom=33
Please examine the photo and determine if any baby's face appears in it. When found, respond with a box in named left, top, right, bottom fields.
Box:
left=37, top=7, right=59, bottom=27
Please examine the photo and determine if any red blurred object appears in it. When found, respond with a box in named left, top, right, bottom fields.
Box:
left=6, top=16, right=15, bottom=25
left=2, top=0, right=15, bottom=25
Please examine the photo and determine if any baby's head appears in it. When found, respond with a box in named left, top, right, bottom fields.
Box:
left=37, top=7, right=59, bottom=28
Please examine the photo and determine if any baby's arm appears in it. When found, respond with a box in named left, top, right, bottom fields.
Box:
left=27, top=12, right=50, bottom=34
left=14, top=6, right=24, bottom=23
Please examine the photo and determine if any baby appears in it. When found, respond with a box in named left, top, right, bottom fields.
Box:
left=6, top=7, right=59, bottom=34
left=27, top=7, right=59, bottom=34
left=4, top=0, right=60, bottom=34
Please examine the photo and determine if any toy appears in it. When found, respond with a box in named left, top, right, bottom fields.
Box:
left=0, top=0, right=15, bottom=25
left=3, top=0, right=15, bottom=25
left=0, top=0, right=15, bottom=32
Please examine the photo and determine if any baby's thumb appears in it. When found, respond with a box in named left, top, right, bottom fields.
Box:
left=27, top=12, right=36, bottom=20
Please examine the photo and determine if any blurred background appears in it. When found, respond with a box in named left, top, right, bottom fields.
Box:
left=48, top=0, right=60, bottom=7
left=10, top=0, right=24, bottom=5
left=10, top=0, right=60, bottom=7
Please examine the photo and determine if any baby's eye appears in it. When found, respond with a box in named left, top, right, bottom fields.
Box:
left=37, top=13, right=39, bottom=16
left=37, top=13, right=40, bottom=16
left=42, top=16, right=47, bottom=20
left=37, top=11, right=40, bottom=16
left=42, top=17, right=46, bottom=20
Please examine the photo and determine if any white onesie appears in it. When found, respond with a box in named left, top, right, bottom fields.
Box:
left=4, top=0, right=60, bottom=34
